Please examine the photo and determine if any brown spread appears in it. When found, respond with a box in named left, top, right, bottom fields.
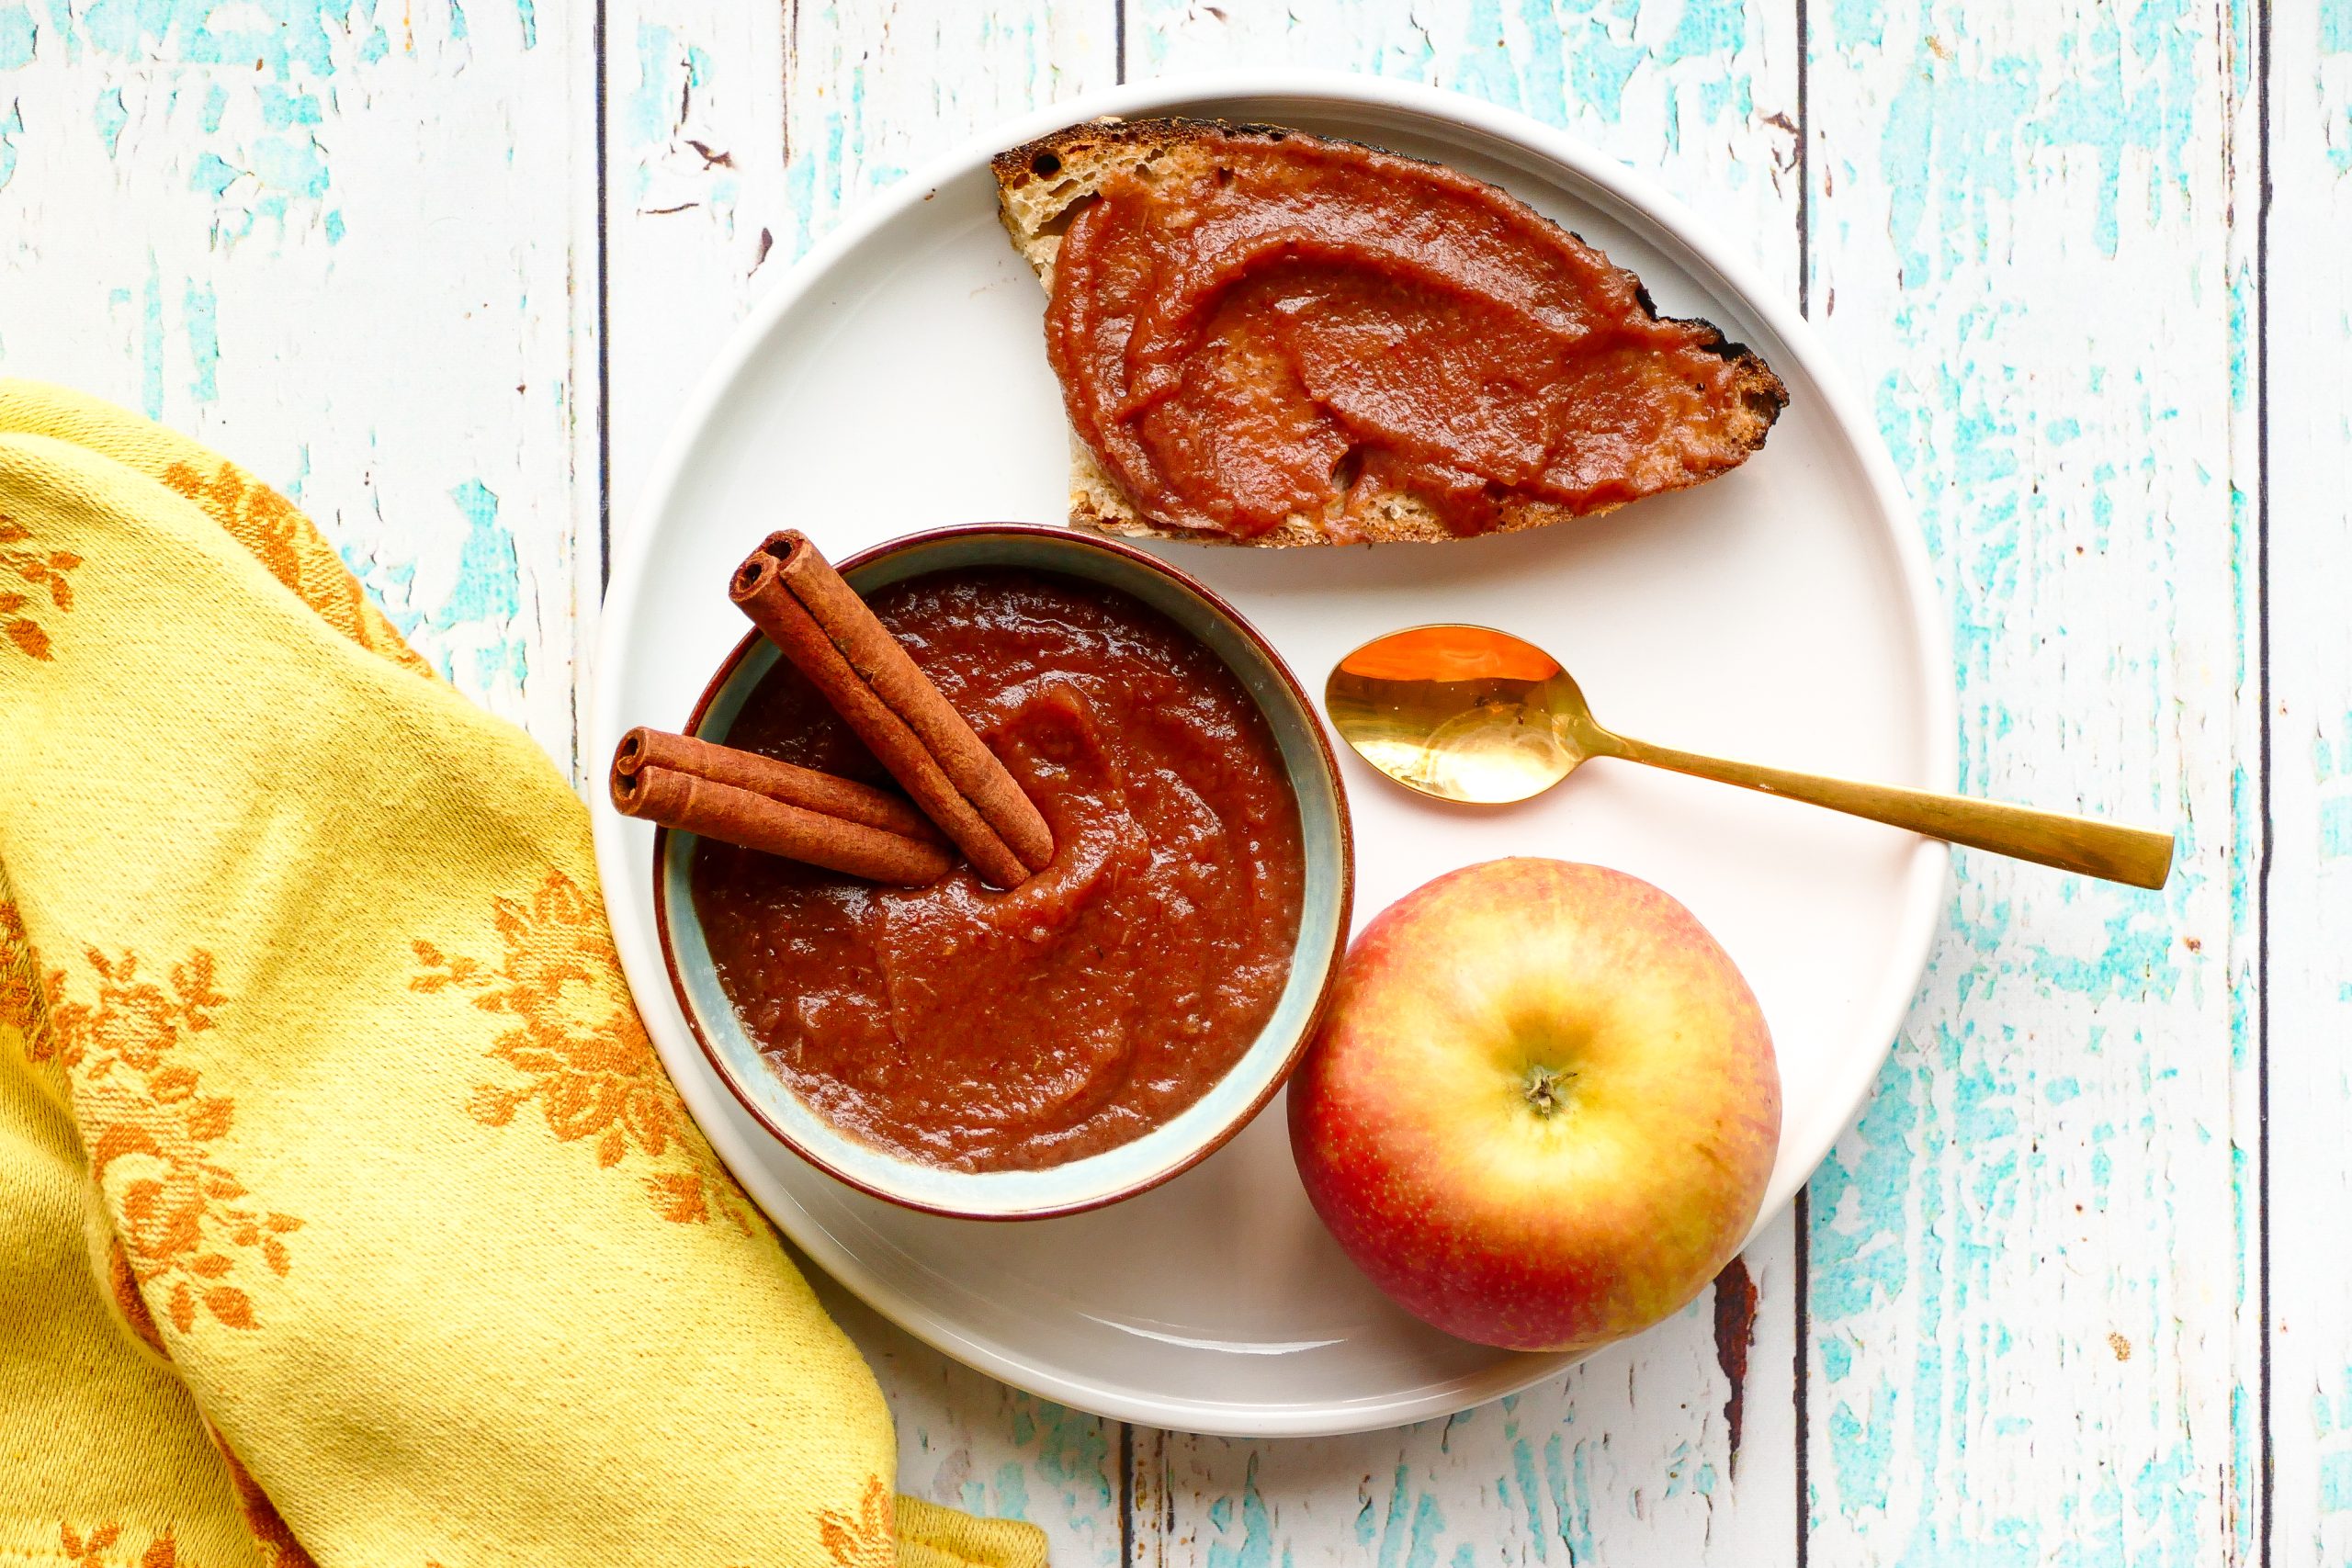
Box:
left=1045, top=126, right=1780, bottom=539
left=692, top=568, right=1305, bottom=1173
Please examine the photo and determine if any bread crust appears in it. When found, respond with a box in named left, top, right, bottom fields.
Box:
left=994, top=116, right=1789, bottom=547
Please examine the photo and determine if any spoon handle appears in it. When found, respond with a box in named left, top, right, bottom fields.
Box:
left=1601, top=733, right=2175, bottom=889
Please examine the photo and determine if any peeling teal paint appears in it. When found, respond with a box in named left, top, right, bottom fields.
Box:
left=36, top=0, right=453, bottom=262
left=438, top=480, right=520, bottom=626
left=139, top=258, right=164, bottom=420
left=2324, top=0, right=2352, bottom=50
left=95, top=85, right=127, bottom=154
left=989, top=1461, right=1030, bottom=1522
left=629, top=24, right=675, bottom=148
left=0, top=4, right=34, bottom=68
left=1541, top=1432, right=1594, bottom=1562
left=1826, top=0, right=1885, bottom=51
left=514, top=0, right=533, bottom=49
left=0, top=101, right=20, bottom=196
left=1880, top=51, right=2034, bottom=282
left=74, top=0, right=362, bottom=78
left=1824, top=19, right=2238, bottom=1534
left=2319, top=1365, right=2352, bottom=1518
left=1204, top=1453, right=1274, bottom=1568
left=1507, top=1431, right=1545, bottom=1559
left=2324, top=1454, right=2352, bottom=1513
left=1827, top=1382, right=1895, bottom=1515
left=1447, top=0, right=1524, bottom=116
left=1402, top=1494, right=1443, bottom=1568
left=1565, top=15, right=1644, bottom=125
left=1880, top=6, right=2202, bottom=276
left=250, top=132, right=329, bottom=201
left=2025, top=900, right=2180, bottom=1002
left=1503, top=0, right=1566, bottom=124
left=2129, top=1441, right=2199, bottom=1562
left=1373, top=1464, right=1412, bottom=1568
left=2228, top=267, right=2251, bottom=410
left=1809, top=1053, right=1919, bottom=1325
left=258, top=84, right=323, bottom=127
left=414, top=479, right=532, bottom=694
left=184, top=279, right=217, bottom=402
left=2037, top=2, right=2200, bottom=261
left=2322, top=796, right=2352, bottom=859
left=1660, top=0, right=1744, bottom=61
left=1015, top=1400, right=1111, bottom=1513
left=191, top=151, right=238, bottom=197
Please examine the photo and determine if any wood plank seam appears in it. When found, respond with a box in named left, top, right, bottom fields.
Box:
left=595, top=0, right=615, bottom=596
left=2254, top=0, right=2274, bottom=1562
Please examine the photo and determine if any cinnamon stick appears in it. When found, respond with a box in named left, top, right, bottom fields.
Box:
left=609, top=735, right=955, bottom=886
left=615, top=727, right=944, bottom=844
left=729, top=532, right=1054, bottom=888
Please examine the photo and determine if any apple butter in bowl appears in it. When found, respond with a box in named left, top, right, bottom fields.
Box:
left=652, top=525, right=1351, bottom=1218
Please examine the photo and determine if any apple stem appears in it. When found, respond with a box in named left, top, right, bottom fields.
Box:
left=1521, top=1064, right=1573, bottom=1118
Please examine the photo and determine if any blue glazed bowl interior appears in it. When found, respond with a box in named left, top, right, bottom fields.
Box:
left=655, top=527, right=1351, bottom=1219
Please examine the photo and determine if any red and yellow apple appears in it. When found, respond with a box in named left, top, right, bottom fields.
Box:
left=1288, top=857, right=1781, bottom=1353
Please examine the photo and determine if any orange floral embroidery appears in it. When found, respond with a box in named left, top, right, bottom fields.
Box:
left=0, top=513, right=79, bottom=660
left=40, top=945, right=300, bottom=1334
left=820, top=1476, right=895, bottom=1568
left=0, top=898, right=40, bottom=1048
left=158, top=458, right=434, bottom=678
left=58, top=1522, right=117, bottom=1568
left=58, top=1522, right=177, bottom=1568
left=413, top=869, right=751, bottom=1232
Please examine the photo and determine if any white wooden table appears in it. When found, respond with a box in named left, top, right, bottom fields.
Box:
left=5, top=1, right=2337, bottom=1561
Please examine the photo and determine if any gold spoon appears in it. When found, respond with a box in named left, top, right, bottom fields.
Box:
left=1325, top=624, right=2175, bottom=890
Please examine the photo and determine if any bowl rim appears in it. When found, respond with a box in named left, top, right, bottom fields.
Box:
left=649, top=521, right=1357, bottom=1221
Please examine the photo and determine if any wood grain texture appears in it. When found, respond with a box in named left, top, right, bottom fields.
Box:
left=2264, top=1, right=2351, bottom=1562
left=1802, top=1, right=2260, bottom=1560
left=0, top=0, right=595, bottom=765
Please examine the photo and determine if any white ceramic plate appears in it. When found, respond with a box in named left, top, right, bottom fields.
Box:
left=592, top=73, right=1952, bottom=1438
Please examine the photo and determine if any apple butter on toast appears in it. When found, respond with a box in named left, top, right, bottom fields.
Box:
left=993, top=117, right=1788, bottom=547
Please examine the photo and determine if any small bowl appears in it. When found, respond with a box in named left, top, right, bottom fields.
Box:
left=651, top=524, right=1354, bottom=1220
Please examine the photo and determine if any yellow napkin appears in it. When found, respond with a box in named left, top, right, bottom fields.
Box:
left=0, top=381, right=1046, bottom=1568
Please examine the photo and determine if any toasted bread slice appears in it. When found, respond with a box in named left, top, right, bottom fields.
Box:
left=992, top=116, right=1789, bottom=547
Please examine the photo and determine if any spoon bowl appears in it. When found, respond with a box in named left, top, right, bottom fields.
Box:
left=1326, top=624, right=1611, bottom=804
left=1326, top=624, right=2175, bottom=889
